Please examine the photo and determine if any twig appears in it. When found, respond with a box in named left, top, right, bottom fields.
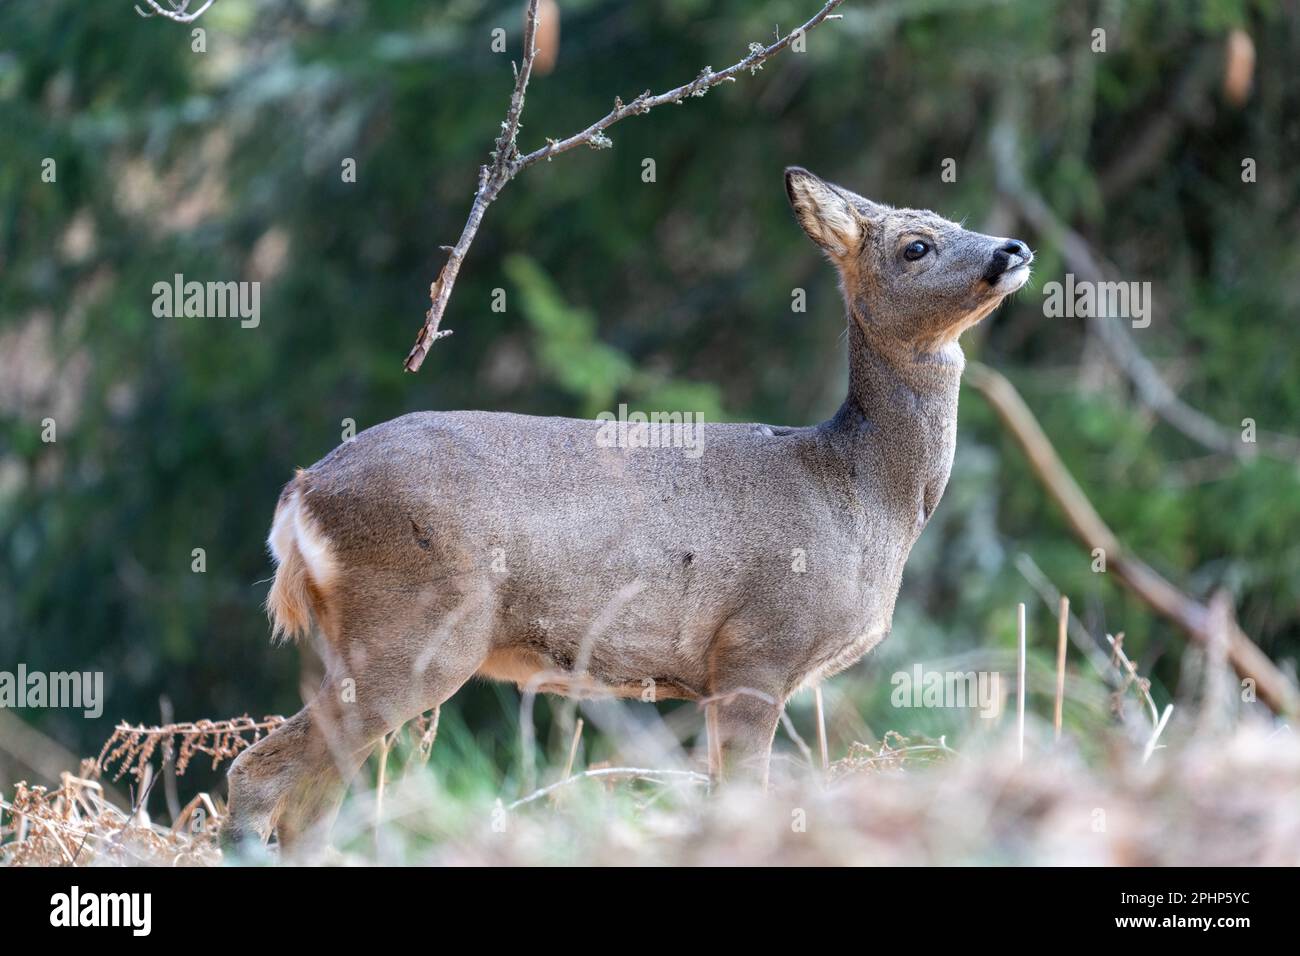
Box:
left=1110, top=628, right=1175, bottom=763
left=1016, top=602, right=1027, bottom=762
left=134, top=0, right=218, bottom=24
left=1014, top=553, right=1117, bottom=682
left=1197, top=590, right=1238, bottom=734
left=374, top=730, right=396, bottom=834
left=827, top=735, right=957, bottom=782
left=778, top=710, right=816, bottom=768
left=1054, top=596, right=1068, bottom=741
left=705, top=703, right=722, bottom=783
left=1018, top=553, right=1186, bottom=758
left=403, top=0, right=545, bottom=371
left=158, top=695, right=181, bottom=824
left=506, top=767, right=710, bottom=811
left=966, top=360, right=1300, bottom=717
left=1106, top=633, right=1160, bottom=727
left=397, top=708, right=440, bottom=787
left=814, top=685, right=829, bottom=771
left=832, top=743, right=956, bottom=768
left=561, top=718, right=584, bottom=782
left=404, top=0, right=849, bottom=371
left=1143, top=704, right=1175, bottom=763
left=416, top=707, right=440, bottom=763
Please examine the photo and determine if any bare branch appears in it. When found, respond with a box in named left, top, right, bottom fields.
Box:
left=134, top=0, right=218, bottom=24
left=512, top=5, right=845, bottom=173
left=404, top=0, right=848, bottom=372
left=966, top=360, right=1300, bottom=718
left=492, top=3, right=543, bottom=179
left=402, top=0, right=547, bottom=372
left=989, top=96, right=1300, bottom=465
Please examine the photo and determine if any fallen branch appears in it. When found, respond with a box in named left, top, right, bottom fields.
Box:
left=404, top=0, right=848, bottom=371
left=966, top=360, right=1300, bottom=718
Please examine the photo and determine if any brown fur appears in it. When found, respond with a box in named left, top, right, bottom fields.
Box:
left=265, top=481, right=313, bottom=643
left=223, top=168, right=1033, bottom=855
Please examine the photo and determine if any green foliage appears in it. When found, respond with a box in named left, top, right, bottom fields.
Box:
left=1, top=0, right=1297, bottom=774
left=505, top=254, right=637, bottom=416
left=506, top=253, right=725, bottom=420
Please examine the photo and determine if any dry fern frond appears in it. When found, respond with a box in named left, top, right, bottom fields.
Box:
left=0, top=715, right=283, bottom=866
left=95, top=714, right=284, bottom=782
left=0, top=772, right=221, bottom=867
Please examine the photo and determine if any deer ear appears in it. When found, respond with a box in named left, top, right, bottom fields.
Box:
left=785, top=167, right=867, bottom=260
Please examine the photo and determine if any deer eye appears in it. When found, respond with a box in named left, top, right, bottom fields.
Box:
left=903, top=240, right=930, bottom=261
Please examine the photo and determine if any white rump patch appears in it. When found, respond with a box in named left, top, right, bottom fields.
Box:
left=268, top=489, right=337, bottom=586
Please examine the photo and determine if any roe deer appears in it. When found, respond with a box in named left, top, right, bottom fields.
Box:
left=222, top=167, right=1032, bottom=851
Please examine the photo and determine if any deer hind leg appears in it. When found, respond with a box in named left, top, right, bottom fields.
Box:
left=221, top=703, right=350, bottom=855
left=223, top=594, right=494, bottom=857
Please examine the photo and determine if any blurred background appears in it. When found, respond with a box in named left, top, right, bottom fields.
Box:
left=1, top=0, right=1298, bottom=806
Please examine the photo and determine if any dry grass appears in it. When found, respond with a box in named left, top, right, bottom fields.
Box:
left=326, top=718, right=1299, bottom=866
left=3, top=710, right=1298, bottom=866
left=2, top=639, right=1298, bottom=867
left=1, top=767, right=221, bottom=867
left=1, top=716, right=281, bottom=866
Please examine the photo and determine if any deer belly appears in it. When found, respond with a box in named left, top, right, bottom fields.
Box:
left=481, top=584, right=707, bottom=700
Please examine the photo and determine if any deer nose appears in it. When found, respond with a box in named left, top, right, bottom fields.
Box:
left=984, top=239, right=1033, bottom=282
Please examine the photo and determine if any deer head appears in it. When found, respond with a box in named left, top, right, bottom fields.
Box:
left=785, top=166, right=1032, bottom=355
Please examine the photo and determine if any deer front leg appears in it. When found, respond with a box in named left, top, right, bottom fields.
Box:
left=705, top=629, right=786, bottom=788
left=708, top=687, right=783, bottom=788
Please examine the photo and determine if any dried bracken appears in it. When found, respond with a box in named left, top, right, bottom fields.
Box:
left=1, top=716, right=283, bottom=866
left=828, top=731, right=953, bottom=780
left=4, top=711, right=1299, bottom=866
left=95, top=714, right=285, bottom=783
left=3, top=628, right=1297, bottom=867
left=0, top=771, right=220, bottom=867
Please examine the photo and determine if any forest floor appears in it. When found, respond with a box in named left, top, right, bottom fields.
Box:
left=3, top=709, right=1297, bottom=866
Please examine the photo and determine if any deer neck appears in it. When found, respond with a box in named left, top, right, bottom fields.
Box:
left=827, top=302, right=963, bottom=507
